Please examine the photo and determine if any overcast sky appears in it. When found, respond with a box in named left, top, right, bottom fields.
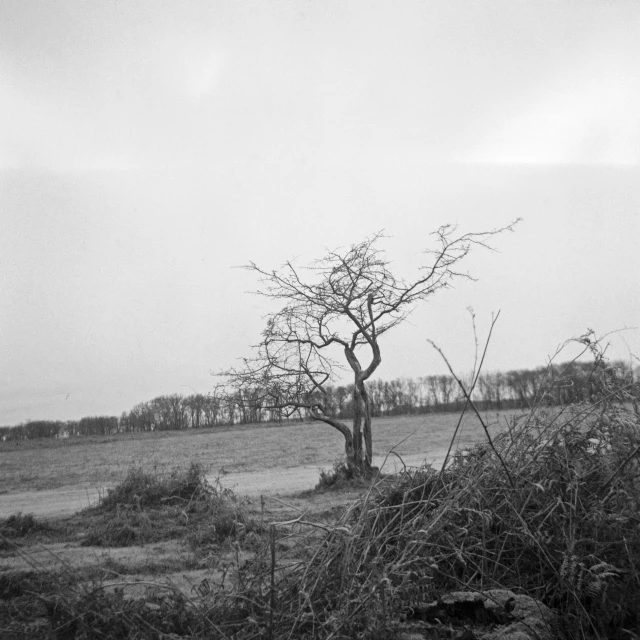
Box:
left=1, top=0, right=639, bottom=425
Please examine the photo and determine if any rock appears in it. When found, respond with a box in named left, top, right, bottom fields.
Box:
left=398, top=589, right=555, bottom=640
left=480, top=590, right=554, bottom=640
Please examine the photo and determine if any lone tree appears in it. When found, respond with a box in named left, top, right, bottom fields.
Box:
left=221, top=223, right=517, bottom=473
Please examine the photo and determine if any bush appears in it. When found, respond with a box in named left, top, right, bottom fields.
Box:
left=316, top=460, right=357, bottom=490
left=1, top=512, right=46, bottom=536
left=0, top=512, right=49, bottom=550
left=82, top=462, right=252, bottom=548
left=284, top=400, right=640, bottom=639
left=6, top=356, right=639, bottom=639
left=95, top=462, right=214, bottom=511
left=81, top=509, right=153, bottom=547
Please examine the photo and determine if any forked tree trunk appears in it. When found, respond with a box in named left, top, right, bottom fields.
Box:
left=345, top=343, right=379, bottom=474
left=352, top=386, right=363, bottom=469
left=351, top=384, right=372, bottom=473
left=360, top=381, right=373, bottom=467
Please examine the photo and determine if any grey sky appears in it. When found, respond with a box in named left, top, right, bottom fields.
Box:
left=1, top=1, right=639, bottom=424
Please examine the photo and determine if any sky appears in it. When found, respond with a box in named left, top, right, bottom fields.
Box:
left=1, top=0, right=639, bottom=425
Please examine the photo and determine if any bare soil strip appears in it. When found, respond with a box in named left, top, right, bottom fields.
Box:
left=0, top=452, right=442, bottom=519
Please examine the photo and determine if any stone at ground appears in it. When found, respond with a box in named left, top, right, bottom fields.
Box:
left=398, top=589, right=555, bottom=640
left=480, top=590, right=554, bottom=640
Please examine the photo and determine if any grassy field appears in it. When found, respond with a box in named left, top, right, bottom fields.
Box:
left=2, top=398, right=639, bottom=639
left=0, top=410, right=513, bottom=493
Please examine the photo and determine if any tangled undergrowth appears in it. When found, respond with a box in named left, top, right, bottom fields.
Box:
left=221, top=357, right=640, bottom=639
left=295, top=400, right=640, bottom=639
left=2, top=355, right=640, bottom=639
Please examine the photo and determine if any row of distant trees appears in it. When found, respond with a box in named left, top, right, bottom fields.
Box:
left=316, top=360, right=638, bottom=419
left=1, top=360, right=637, bottom=442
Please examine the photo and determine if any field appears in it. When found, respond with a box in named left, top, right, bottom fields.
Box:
left=0, top=410, right=509, bottom=496
left=4, top=401, right=639, bottom=639
left=0, top=411, right=511, bottom=636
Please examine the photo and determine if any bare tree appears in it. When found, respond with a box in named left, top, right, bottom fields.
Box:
left=221, top=223, right=518, bottom=473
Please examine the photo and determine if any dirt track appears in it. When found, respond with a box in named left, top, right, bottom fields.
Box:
left=0, top=453, right=442, bottom=520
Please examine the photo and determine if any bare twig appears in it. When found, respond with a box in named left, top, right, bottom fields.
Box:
left=429, top=312, right=515, bottom=489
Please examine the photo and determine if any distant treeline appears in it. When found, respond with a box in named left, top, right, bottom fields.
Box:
left=2, top=360, right=637, bottom=441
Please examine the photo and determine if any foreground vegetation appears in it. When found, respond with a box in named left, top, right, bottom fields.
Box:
left=2, top=375, right=639, bottom=638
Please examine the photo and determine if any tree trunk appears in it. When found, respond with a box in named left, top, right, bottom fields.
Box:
left=360, top=381, right=373, bottom=468
left=352, top=386, right=364, bottom=470
left=345, top=343, right=378, bottom=474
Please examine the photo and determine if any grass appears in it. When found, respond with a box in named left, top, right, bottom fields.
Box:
left=1, top=512, right=47, bottom=536
left=314, top=404, right=640, bottom=638
left=78, top=462, right=259, bottom=548
left=314, top=459, right=387, bottom=492
left=0, top=411, right=504, bottom=492
left=0, top=462, right=270, bottom=638
left=0, top=512, right=50, bottom=552
left=315, top=460, right=364, bottom=490
left=185, top=396, right=636, bottom=640
left=2, top=394, right=639, bottom=638
left=3, top=356, right=638, bottom=638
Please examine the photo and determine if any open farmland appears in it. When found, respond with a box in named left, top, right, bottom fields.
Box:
left=2, top=399, right=639, bottom=639
left=0, top=410, right=510, bottom=497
